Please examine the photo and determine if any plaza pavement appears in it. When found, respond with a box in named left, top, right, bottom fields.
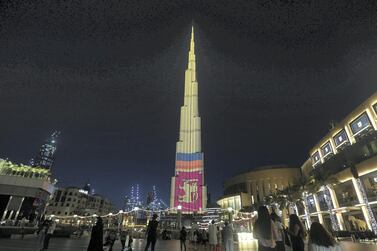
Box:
left=0, top=236, right=375, bottom=251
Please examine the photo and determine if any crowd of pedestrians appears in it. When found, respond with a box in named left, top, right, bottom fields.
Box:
left=253, top=205, right=342, bottom=251
left=76, top=206, right=341, bottom=251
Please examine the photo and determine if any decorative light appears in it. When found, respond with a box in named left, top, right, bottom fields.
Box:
left=177, top=205, right=182, bottom=210
left=323, top=186, right=339, bottom=231
left=355, top=178, right=377, bottom=234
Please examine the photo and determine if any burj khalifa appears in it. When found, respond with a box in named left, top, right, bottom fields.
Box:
left=170, top=26, right=207, bottom=213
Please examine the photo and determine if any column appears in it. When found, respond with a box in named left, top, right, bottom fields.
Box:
left=352, top=177, right=377, bottom=233
left=313, top=194, right=324, bottom=224
left=1, top=196, right=12, bottom=221
left=328, top=186, right=345, bottom=230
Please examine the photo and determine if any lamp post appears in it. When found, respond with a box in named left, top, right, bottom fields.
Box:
left=118, top=210, right=124, bottom=231
left=227, top=207, right=233, bottom=223
left=177, top=205, right=182, bottom=229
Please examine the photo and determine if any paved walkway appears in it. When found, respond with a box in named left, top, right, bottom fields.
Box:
left=0, top=237, right=375, bottom=251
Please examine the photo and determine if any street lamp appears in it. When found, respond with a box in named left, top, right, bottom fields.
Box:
left=118, top=210, right=124, bottom=231
left=227, top=207, right=233, bottom=222
left=177, top=205, right=182, bottom=229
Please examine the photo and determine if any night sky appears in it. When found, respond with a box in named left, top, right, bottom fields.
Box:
left=1, top=1, right=377, bottom=209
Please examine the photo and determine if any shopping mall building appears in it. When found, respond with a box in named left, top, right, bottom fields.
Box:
left=217, top=165, right=301, bottom=211
left=219, top=92, right=377, bottom=232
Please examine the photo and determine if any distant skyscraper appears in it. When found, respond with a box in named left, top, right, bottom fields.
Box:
left=32, top=131, right=60, bottom=170
left=170, top=26, right=207, bottom=213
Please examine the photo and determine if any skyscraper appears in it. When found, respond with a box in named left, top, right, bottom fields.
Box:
left=32, top=131, right=60, bottom=170
left=170, top=26, right=207, bottom=213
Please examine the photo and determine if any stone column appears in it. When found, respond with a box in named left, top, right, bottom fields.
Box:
left=1, top=196, right=12, bottom=221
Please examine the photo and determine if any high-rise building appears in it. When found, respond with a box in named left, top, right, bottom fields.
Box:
left=32, top=131, right=60, bottom=170
left=170, top=26, right=207, bottom=213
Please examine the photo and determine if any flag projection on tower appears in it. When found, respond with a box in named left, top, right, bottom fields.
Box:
left=170, top=26, right=207, bottom=213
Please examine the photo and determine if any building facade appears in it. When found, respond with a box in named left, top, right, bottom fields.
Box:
left=0, top=159, right=54, bottom=224
left=46, top=186, right=114, bottom=217
left=170, top=26, right=207, bottom=213
left=298, top=92, right=377, bottom=232
left=218, top=165, right=301, bottom=211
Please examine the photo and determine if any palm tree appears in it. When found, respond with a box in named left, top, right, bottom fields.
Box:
left=306, top=167, right=339, bottom=231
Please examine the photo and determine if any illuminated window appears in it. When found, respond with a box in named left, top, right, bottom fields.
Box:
left=311, top=151, right=321, bottom=166
left=320, top=141, right=333, bottom=158
left=333, top=129, right=349, bottom=148
left=349, top=112, right=372, bottom=136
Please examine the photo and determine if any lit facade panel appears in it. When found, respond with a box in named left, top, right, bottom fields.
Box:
left=333, top=129, right=349, bottom=148
left=373, top=103, right=377, bottom=115
left=311, top=151, right=321, bottom=166
left=320, top=141, right=333, bottom=158
left=349, top=112, right=372, bottom=136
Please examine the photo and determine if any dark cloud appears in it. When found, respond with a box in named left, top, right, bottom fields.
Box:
left=1, top=0, right=377, bottom=207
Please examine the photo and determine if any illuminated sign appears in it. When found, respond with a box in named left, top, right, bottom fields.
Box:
left=311, top=151, right=321, bottom=166
left=320, top=141, right=333, bottom=158
left=174, top=170, right=203, bottom=212
left=333, top=129, right=349, bottom=148
left=349, top=112, right=371, bottom=136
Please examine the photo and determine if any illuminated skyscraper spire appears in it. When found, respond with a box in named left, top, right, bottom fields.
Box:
left=32, top=131, right=60, bottom=170
left=170, top=26, right=207, bottom=213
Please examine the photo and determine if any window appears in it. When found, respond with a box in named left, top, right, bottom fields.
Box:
left=320, top=141, right=333, bottom=158
left=350, top=112, right=372, bottom=136
left=333, top=129, right=349, bottom=148
left=311, top=151, right=321, bottom=166
left=373, top=103, right=377, bottom=115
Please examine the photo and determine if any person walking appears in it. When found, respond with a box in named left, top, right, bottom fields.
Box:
left=105, top=230, right=117, bottom=251
left=144, top=214, right=159, bottom=251
left=288, top=214, right=306, bottom=251
left=87, top=217, right=104, bottom=251
left=180, top=226, right=187, bottom=251
left=308, top=222, right=342, bottom=251
left=253, top=206, right=277, bottom=251
left=222, top=221, right=234, bottom=251
left=120, top=230, right=128, bottom=250
left=36, top=219, right=49, bottom=251
left=43, top=220, right=56, bottom=250
left=208, top=220, right=218, bottom=251
left=270, top=211, right=285, bottom=251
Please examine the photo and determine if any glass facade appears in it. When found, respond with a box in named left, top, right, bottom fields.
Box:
left=334, top=181, right=358, bottom=208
